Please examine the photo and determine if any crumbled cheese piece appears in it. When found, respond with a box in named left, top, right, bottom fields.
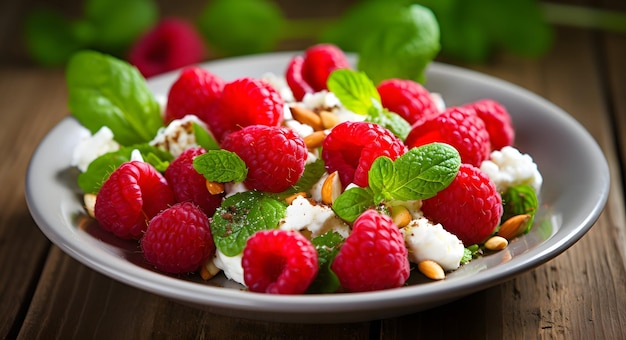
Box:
left=262, top=72, right=295, bottom=102
left=387, top=200, right=424, bottom=219
left=224, top=182, right=249, bottom=198
left=279, top=196, right=350, bottom=238
left=401, top=218, right=465, bottom=271
left=284, top=119, right=314, bottom=138
left=72, top=126, right=120, bottom=172
left=129, top=149, right=144, bottom=162
left=480, top=146, right=543, bottom=193
left=149, top=115, right=210, bottom=158
left=301, top=90, right=365, bottom=124
left=213, top=250, right=245, bottom=286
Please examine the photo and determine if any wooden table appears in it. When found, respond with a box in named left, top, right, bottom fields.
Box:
left=2, top=1, right=625, bottom=338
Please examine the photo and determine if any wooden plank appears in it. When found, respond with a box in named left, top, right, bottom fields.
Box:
left=380, top=26, right=626, bottom=339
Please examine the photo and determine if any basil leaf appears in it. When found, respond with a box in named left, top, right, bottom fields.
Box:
left=307, top=231, right=344, bottom=294
left=211, top=191, right=286, bottom=256
left=327, top=69, right=380, bottom=115
left=332, top=186, right=375, bottom=223
left=192, top=122, right=220, bottom=151
left=24, top=9, right=84, bottom=66
left=67, top=50, right=163, bottom=146
left=193, top=150, right=248, bottom=183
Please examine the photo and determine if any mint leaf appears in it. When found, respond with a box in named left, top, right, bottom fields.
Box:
left=365, top=104, right=411, bottom=140
left=67, top=50, right=163, bottom=146
left=307, top=231, right=344, bottom=294
left=327, top=69, right=380, bottom=115
left=276, top=158, right=326, bottom=199
left=193, top=150, right=248, bottom=183
left=368, top=156, right=396, bottom=204
left=332, top=186, right=375, bottom=223
left=77, top=144, right=173, bottom=194
left=387, top=143, right=460, bottom=200
left=358, top=4, right=440, bottom=84
left=211, top=191, right=286, bottom=256
left=198, top=0, right=285, bottom=56
left=461, top=244, right=481, bottom=265
left=192, top=122, right=220, bottom=151
left=501, top=184, right=538, bottom=234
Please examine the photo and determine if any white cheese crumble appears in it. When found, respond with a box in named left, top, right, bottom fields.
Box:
left=149, top=114, right=210, bottom=158
left=480, top=146, right=543, bottom=193
left=301, top=90, right=365, bottom=124
left=213, top=250, right=245, bottom=286
left=279, top=196, right=350, bottom=238
left=72, top=126, right=120, bottom=172
left=262, top=72, right=295, bottom=103
left=401, top=218, right=465, bottom=271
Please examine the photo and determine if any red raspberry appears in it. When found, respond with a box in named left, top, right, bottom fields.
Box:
left=286, top=44, right=351, bottom=101
left=242, top=229, right=318, bottom=294
left=331, top=209, right=410, bottom=292
left=206, top=77, right=284, bottom=142
left=128, top=18, right=207, bottom=78
left=141, top=202, right=215, bottom=274
left=94, top=161, right=175, bottom=240
left=422, top=164, right=503, bottom=245
left=405, top=106, right=491, bottom=167
left=164, top=147, right=223, bottom=216
left=164, top=66, right=225, bottom=125
left=221, top=125, right=308, bottom=193
left=462, top=99, right=515, bottom=151
left=377, top=78, right=440, bottom=125
left=322, top=121, right=407, bottom=188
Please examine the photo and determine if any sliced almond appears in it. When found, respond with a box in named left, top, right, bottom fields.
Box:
left=83, top=193, right=97, bottom=218
left=484, top=235, right=508, bottom=251
left=319, top=110, right=340, bottom=129
left=321, top=171, right=342, bottom=205
left=205, top=180, right=225, bottom=195
left=303, top=130, right=326, bottom=149
left=418, top=260, right=445, bottom=280
left=497, top=214, right=531, bottom=240
left=200, top=259, right=221, bottom=280
left=290, top=105, right=324, bottom=130
left=390, top=205, right=411, bottom=228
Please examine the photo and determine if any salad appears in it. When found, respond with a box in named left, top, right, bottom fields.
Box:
left=67, top=44, right=541, bottom=294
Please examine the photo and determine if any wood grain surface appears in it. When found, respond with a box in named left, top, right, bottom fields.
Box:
left=1, top=0, right=624, bottom=339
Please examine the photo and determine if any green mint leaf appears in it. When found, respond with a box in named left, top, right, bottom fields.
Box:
left=77, top=144, right=173, bottom=194
left=358, top=4, right=440, bottom=84
left=307, top=231, right=344, bottom=294
left=501, top=184, right=538, bottom=234
left=460, top=244, right=481, bottom=265
left=67, top=50, right=163, bottom=146
left=193, top=150, right=248, bottom=183
left=198, top=0, right=285, bottom=56
left=211, top=191, right=286, bottom=256
left=332, top=186, right=375, bottom=223
left=192, top=122, right=220, bottom=151
left=24, top=9, right=84, bottom=66
left=365, top=104, right=411, bottom=140
left=327, top=69, right=380, bottom=115
left=368, top=156, right=396, bottom=204
left=378, top=143, right=460, bottom=201
left=275, top=158, right=326, bottom=199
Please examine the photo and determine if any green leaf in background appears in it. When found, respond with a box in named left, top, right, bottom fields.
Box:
left=83, top=0, right=159, bottom=55
left=66, top=50, right=163, bottom=146
left=24, top=9, right=84, bottom=66
left=357, top=4, right=440, bottom=84
left=198, top=0, right=285, bottom=56
left=211, top=191, right=286, bottom=256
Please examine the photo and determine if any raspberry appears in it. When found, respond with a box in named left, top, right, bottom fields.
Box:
left=405, top=106, right=491, bottom=167
left=128, top=18, right=206, bottom=78
left=242, top=229, right=318, bottom=294
left=206, top=77, right=284, bottom=142
left=94, top=161, right=175, bottom=240
left=331, top=209, right=410, bottom=292
left=286, top=44, right=351, bottom=101
left=462, top=99, right=515, bottom=151
left=322, top=121, right=407, bottom=188
left=164, top=66, right=225, bottom=125
left=221, top=125, right=308, bottom=192
left=164, top=147, right=223, bottom=216
left=422, top=164, right=503, bottom=245
left=377, top=78, right=440, bottom=125
left=141, top=202, right=215, bottom=274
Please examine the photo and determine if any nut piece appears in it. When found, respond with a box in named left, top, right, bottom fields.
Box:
left=205, top=180, right=225, bottom=195
left=290, top=105, right=324, bottom=131
left=497, top=214, right=531, bottom=240
left=303, top=130, right=326, bottom=149
left=321, top=171, right=342, bottom=205
left=418, top=260, right=445, bottom=280
left=284, top=192, right=307, bottom=205
left=390, top=205, right=412, bottom=228
left=83, top=193, right=97, bottom=218
left=319, top=110, right=340, bottom=129
left=484, top=235, right=509, bottom=251
left=200, top=259, right=221, bottom=280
